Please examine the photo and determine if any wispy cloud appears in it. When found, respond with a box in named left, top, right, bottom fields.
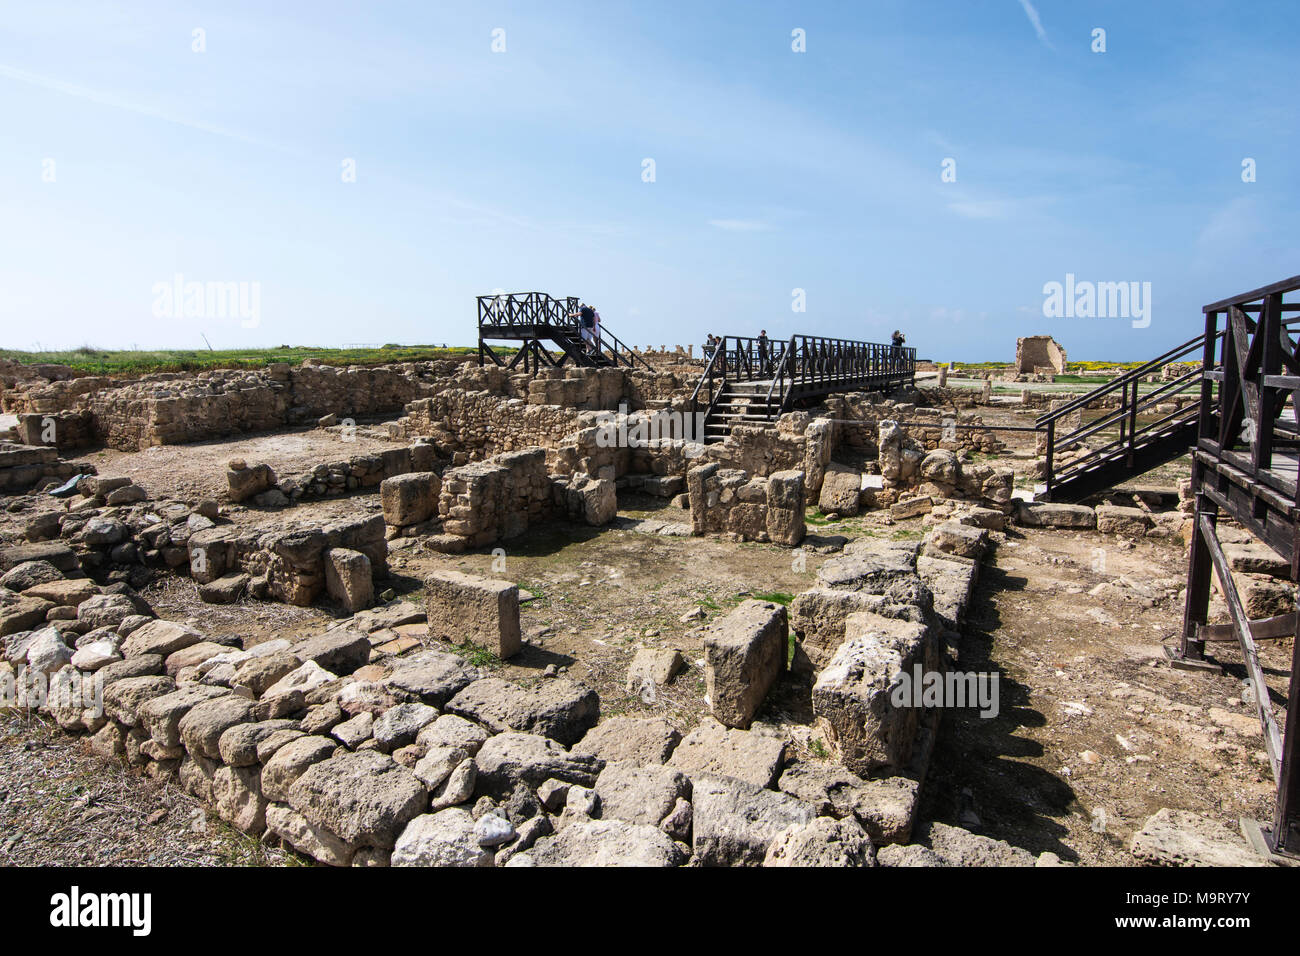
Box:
left=0, top=62, right=290, bottom=152
left=707, top=218, right=775, bottom=232
left=1017, top=0, right=1054, bottom=50
left=947, top=200, right=1011, bottom=220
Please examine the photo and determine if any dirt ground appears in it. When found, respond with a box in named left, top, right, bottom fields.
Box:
left=69, top=424, right=404, bottom=502
left=3, top=417, right=1288, bottom=866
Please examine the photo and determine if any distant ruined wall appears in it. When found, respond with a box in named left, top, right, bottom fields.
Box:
left=1015, top=336, right=1067, bottom=374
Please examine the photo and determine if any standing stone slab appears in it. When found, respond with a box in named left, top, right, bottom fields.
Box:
left=702, top=599, right=787, bottom=729
left=324, top=548, right=374, bottom=613
left=812, top=610, right=937, bottom=777
left=425, top=570, right=521, bottom=659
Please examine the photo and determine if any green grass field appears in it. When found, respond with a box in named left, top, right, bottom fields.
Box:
left=0, top=345, right=494, bottom=376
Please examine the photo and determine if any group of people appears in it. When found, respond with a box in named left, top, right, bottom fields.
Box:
left=703, top=329, right=907, bottom=371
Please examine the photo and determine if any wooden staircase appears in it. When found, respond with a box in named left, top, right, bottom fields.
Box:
left=1037, top=331, right=1218, bottom=503
left=703, top=382, right=784, bottom=441
left=691, top=333, right=916, bottom=443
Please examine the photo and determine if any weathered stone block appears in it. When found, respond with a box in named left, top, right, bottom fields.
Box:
left=702, top=600, right=786, bottom=729
left=424, top=570, right=521, bottom=659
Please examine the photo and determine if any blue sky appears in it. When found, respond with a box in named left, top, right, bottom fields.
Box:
left=1, top=0, right=1296, bottom=360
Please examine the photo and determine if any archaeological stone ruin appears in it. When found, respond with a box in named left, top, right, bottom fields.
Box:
left=0, top=311, right=1292, bottom=871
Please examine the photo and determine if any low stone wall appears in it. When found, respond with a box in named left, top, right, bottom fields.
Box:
left=0, top=443, right=92, bottom=493
left=188, top=515, right=388, bottom=609
left=239, top=439, right=447, bottom=509
left=4, top=360, right=476, bottom=451
left=685, top=464, right=805, bottom=547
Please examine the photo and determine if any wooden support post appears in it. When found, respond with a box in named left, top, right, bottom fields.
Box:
left=1274, top=614, right=1300, bottom=854
left=1179, top=462, right=1215, bottom=662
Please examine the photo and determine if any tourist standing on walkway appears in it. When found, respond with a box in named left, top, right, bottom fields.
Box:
left=573, top=303, right=596, bottom=355
left=891, top=329, right=906, bottom=371
left=757, top=330, right=769, bottom=374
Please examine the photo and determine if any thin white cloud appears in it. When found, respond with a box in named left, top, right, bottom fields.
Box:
left=1017, top=0, right=1054, bottom=49
left=707, top=219, right=775, bottom=232
left=0, top=62, right=291, bottom=153
left=948, top=200, right=1010, bottom=220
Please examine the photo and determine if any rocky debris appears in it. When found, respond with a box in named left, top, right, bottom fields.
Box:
left=473, top=732, right=604, bottom=796
left=24, top=628, right=73, bottom=676
left=103, top=675, right=176, bottom=727
left=526, top=818, right=687, bottom=867
left=372, top=702, right=438, bottom=752
left=446, top=677, right=598, bottom=746
left=701, top=599, right=786, bottom=729
left=382, top=648, right=479, bottom=707
left=138, top=684, right=231, bottom=748
left=122, top=619, right=203, bottom=659
left=417, top=714, right=490, bottom=755
left=287, top=750, right=427, bottom=854
left=574, top=716, right=681, bottom=766
left=763, top=816, right=875, bottom=867
left=391, top=808, right=493, bottom=867
left=1129, top=809, right=1267, bottom=867
left=262, top=735, right=338, bottom=802
left=666, top=720, right=787, bottom=789
left=1, top=595, right=54, bottom=637
left=624, top=647, right=684, bottom=695
left=594, top=762, right=692, bottom=830
left=289, top=630, right=370, bottom=676
left=0, top=559, right=64, bottom=592
left=915, top=822, right=1037, bottom=866
left=227, top=462, right=276, bottom=503
left=178, top=695, right=256, bottom=759
left=777, top=761, right=920, bottom=844
left=926, top=521, right=988, bottom=559
left=1015, top=500, right=1096, bottom=529
left=691, top=774, right=817, bottom=866
left=424, top=570, right=521, bottom=659
left=876, top=843, right=950, bottom=867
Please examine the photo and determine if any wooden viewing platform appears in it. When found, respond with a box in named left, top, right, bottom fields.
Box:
left=476, top=292, right=649, bottom=373
left=690, top=334, right=916, bottom=441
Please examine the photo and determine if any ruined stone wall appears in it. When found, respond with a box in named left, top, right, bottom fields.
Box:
left=188, top=515, right=388, bottom=608
left=837, top=396, right=1003, bottom=457
left=1015, top=335, right=1067, bottom=374
left=685, top=463, right=805, bottom=546
left=435, top=448, right=556, bottom=549
left=0, top=443, right=92, bottom=493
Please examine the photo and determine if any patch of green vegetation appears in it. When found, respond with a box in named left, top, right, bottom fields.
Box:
left=890, top=529, right=924, bottom=540
left=753, top=590, right=794, bottom=605
left=0, top=344, right=492, bottom=377
left=449, top=641, right=502, bottom=669
left=804, top=507, right=836, bottom=526
left=808, top=738, right=829, bottom=760
left=698, top=596, right=721, bottom=612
